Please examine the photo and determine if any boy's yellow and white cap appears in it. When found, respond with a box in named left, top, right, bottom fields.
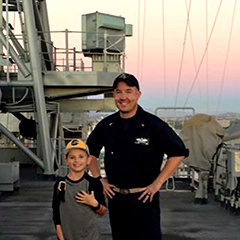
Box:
left=65, top=139, right=90, bottom=156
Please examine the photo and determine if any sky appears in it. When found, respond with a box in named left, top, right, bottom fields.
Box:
left=46, top=0, right=240, bottom=114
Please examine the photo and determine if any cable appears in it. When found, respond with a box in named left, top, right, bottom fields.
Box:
left=187, top=1, right=203, bottom=106
left=216, top=0, right=237, bottom=113
left=137, top=0, right=141, bottom=79
left=140, top=0, right=147, bottom=84
left=162, top=0, right=166, bottom=98
left=174, top=0, right=192, bottom=107
left=183, top=0, right=223, bottom=107
left=205, top=0, right=209, bottom=113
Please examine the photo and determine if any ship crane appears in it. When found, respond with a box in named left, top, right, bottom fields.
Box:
left=0, top=0, right=132, bottom=184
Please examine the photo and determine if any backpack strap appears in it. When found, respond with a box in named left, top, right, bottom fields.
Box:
left=57, top=177, right=67, bottom=202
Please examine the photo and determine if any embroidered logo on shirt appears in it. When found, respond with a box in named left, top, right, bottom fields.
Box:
left=134, top=137, right=150, bottom=145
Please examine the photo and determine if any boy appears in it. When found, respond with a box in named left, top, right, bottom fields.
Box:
left=52, top=139, right=107, bottom=240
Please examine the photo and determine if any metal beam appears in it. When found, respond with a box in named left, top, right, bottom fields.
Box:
left=44, top=88, right=112, bottom=100
left=0, top=30, right=30, bottom=77
left=0, top=81, right=33, bottom=86
left=38, top=0, right=53, bottom=67
left=2, top=16, right=26, bottom=58
left=0, top=123, right=44, bottom=169
left=22, top=0, right=53, bottom=175
left=32, top=0, right=52, bottom=70
left=59, top=98, right=116, bottom=112
left=43, top=71, right=119, bottom=86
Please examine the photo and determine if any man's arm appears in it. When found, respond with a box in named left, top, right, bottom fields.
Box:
left=88, top=154, right=116, bottom=198
left=138, top=156, right=184, bottom=202
left=154, top=156, right=184, bottom=188
left=88, top=155, right=101, bottom=177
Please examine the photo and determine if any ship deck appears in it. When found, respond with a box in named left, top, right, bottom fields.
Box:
left=0, top=165, right=239, bottom=240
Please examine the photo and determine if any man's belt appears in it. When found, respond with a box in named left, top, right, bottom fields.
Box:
left=112, top=187, right=141, bottom=194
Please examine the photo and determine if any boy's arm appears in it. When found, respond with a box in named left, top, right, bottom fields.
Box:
left=75, top=190, right=107, bottom=216
left=92, top=202, right=107, bottom=216
left=52, top=182, right=62, bottom=225
left=56, top=224, right=65, bottom=240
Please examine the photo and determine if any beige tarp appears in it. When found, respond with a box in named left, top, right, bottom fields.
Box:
left=223, top=122, right=240, bottom=142
left=179, top=114, right=224, bottom=171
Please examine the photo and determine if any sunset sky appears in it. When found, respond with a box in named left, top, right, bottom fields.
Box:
left=46, top=0, right=240, bottom=114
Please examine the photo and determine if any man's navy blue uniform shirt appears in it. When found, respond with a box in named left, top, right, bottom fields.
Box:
left=87, top=106, right=189, bottom=189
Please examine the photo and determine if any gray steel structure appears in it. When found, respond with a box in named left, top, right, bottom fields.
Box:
left=0, top=1, right=130, bottom=175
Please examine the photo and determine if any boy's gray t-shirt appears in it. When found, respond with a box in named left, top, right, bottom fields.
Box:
left=60, top=178, right=99, bottom=240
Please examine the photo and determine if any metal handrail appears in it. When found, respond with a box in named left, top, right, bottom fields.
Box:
left=1, top=29, right=126, bottom=73
left=155, top=106, right=196, bottom=191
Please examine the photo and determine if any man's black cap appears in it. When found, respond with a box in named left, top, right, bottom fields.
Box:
left=113, top=73, right=140, bottom=90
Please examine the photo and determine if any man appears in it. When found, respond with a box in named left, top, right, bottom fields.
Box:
left=87, top=73, right=189, bottom=240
